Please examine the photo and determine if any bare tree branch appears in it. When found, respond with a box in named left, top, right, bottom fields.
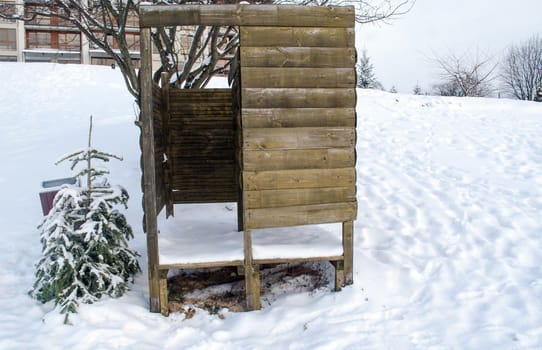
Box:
left=1, top=0, right=416, bottom=101
left=432, top=50, right=497, bottom=97
left=501, top=35, right=542, bottom=101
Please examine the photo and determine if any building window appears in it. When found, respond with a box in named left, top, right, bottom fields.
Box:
left=25, top=6, right=51, bottom=25
left=0, top=28, right=16, bottom=50
left=0, top=55, right=17, bottom=62
left=27, top=32, right=52, bottom=49
left=126, top=33, right=139, bottom=51
left=126, top=11, right=139, bottom=28
left=91, top=56, right=140, bottom=69
left=58, top=33, right=80, bottom=51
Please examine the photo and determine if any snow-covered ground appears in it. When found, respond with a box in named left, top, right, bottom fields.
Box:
left=1, top=63, right=541, bottom=349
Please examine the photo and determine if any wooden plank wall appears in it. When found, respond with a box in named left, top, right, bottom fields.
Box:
left=152, top=84, right=166, bottom=215
left=240, top=25, right=358, bottom=230
left=168, top=89, right=237, bottom=203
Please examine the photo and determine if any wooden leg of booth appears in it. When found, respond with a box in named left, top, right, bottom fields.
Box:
left=251, top=264, right=261, bottom=310
left=237, top=194, right=244, bottom=232
left=343, top=221, right=354, bottom=285
left=334, top=260, right=345, bottom=291
left=159, top=269, right=169, bottom=316
left=244, top=230, right=261, bottom=310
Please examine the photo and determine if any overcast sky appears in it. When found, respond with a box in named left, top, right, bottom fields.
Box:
left=357, top=0, right=542, bottom=94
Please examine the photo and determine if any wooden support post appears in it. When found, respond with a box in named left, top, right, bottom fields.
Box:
left=160, top=72, right=174, bottom=218
left=140, top=27, right=160, bottom=313
left=333, top=260, right=344, bottom=291
left=243, top=229, right=261, bottom=310
left=252, top=264, right=261, bottom=310
left=159, top=269, right=169, bottom=316
left=343, top=221, right=353, bottom=285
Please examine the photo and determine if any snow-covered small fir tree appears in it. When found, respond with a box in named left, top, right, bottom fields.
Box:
left=356, top=49, right=383, bottom=89
left=30, top=116, right=140, bottom=323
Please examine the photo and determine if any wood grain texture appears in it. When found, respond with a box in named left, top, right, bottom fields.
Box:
left=140, top=4, right=354, bottom=28
left=240, top=47, right=356, bottom=68
left=240, top=27, right=355, bottom=47
left=242, top=88, right=356, bottom=108
left=242, top=108, right=355, bottom=128
left=243, top=168, right=355, bottom=190
left=241, top=67, right=355, bottom=88
left=140, top=27, right=160, bottom=313
left=243, top=148, right=355, bottom=171
left=245, top=202, right=357, bottom=229
left=243, top=127, right=355, bottom=150
left=343, top=220, right=354, bottom=285
left=245, top=187, right=356, bottom=209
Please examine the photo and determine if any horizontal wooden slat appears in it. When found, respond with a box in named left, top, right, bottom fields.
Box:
left=172, top=159, right=235, bottom=169
left=242, top=108, right=355, bottom=128
left=242, top=88, right=356, bottom=108
left=169, top=109, right=232, bottom=117
left=240, top=27, right=355, bottom=47
left=158, top=260, right=244, bottom=270
left=243, top=127, right=355, bottom=150
left=245, top=202, right=357, bottom=229
left=254, top=256, right=344, bottom=265
left=243, top=168, right=355, bottom=190
left=140, top=5, right=354, bottom=28
left=173, top=190, right=237, bottom=203
left=170, top=148, right=234, bottom=159
left=243, top=148, right=355, bottom=171
left=169, top=88, right=231, bottom=98
left=241, top=68, right=355, bottom=88
left=245, top=187, right=355, bottom=209
left=240, top=47, right=356, bottom=68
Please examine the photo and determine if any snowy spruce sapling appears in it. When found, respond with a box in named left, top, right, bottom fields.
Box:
left=30, top=116, right=140, bottom=322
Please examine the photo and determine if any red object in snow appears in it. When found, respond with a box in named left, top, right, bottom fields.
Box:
left=39, top=190, right=59, bottom=216
left=39, top=177, right=77, bottom=216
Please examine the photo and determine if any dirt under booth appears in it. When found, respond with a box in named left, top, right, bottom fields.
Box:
left=138, top=4, right=358, bottom=315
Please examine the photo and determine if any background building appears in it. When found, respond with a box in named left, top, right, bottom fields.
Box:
left=0, top=0, right=140, bottom=66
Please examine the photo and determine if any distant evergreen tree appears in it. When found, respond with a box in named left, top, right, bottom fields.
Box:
left=389, top=85, right=398, bottom=93
left=29, top=117, right=140, bottom=323
left=536, top=85, right=542, bottom=102
left=356, top=49, right=383, bottom=89
left=413, top=83, right=422, bottom=95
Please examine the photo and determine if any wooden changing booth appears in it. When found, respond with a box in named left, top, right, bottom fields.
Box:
left=139, top=4, right=357, bottom=315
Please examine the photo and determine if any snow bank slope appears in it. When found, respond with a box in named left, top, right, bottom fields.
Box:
left=1, top=63, right=541, bottom=349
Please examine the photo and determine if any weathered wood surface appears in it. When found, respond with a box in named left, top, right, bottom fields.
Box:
left=245, top=187, right=355, bottom=209
left=158, top=260, right=244, bottom=270
left=160, top=73, right=174, bottom=217
left=241, top=68, right=355, bottom=88
left=243, top=148, right=355, bottom=171
left=239, top=16, right=357, bottom=228
left=240, top=27, right=355, bottom=47
left=166, top=88, right=237, bottom=204
left=140, top=27, right=160, bottom=313
left=172, top=190, right=237, bottom=203
left=159, top=269, right=169, bottom=316
left=254, top=255, right=343, bottom=265
left=140, top=5, right=354, bottom=28
left=242, top=88, right=356, bottom=108
left=242, top=108, right=355, bottom=128
left=243, top=168, right=355, bottom=191
left=243, top=127, right=355, bottom=150
left=333, top=260, right=345, bottom=291
left=343, top=220, right=354, bottom=285
left=240, top=47, right=356, bottom=68
left=245, top=202, right=357, bottom=229
left=243, top=229, right=261, bottom=310
left=152, top=84, right=166, bottom=216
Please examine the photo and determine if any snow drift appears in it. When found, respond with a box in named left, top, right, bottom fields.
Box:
left=0, top=62, right=541, bottom=349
